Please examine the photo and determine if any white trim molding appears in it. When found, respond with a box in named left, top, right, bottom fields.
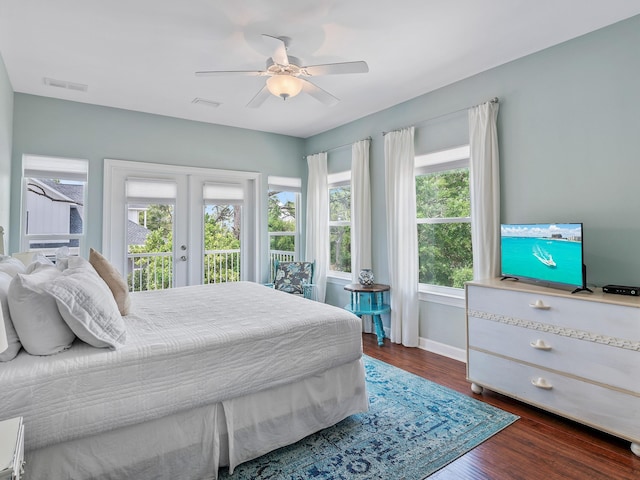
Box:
left=419, top=337, right=467, bottom=363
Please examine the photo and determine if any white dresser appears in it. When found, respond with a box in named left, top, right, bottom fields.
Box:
left=465, top=278, right=640, bottom=456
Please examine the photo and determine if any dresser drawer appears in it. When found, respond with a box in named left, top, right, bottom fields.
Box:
left=468, top=350, right=640, bottom=443
left=467, top=284, right=640, bottom=340
left=468, top=315, right=640, bottom=393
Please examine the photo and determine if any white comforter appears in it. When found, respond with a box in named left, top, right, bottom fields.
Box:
left=0, top=282, right=363, bottom=451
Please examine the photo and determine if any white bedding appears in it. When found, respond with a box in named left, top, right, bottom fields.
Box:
left=0, top=281, right=364, bottom=452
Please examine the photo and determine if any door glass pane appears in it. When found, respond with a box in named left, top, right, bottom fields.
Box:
left=127, top=203, right=174, bottom=291
left=204, top=203, right=241, bottom=284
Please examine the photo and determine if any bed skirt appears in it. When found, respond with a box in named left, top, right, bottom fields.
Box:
left=24, top=357, right=368, bottom=480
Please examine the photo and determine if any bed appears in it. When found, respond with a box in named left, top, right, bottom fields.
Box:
left=0, top=280, right=368, bottom=480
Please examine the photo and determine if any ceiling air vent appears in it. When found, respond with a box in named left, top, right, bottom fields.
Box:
left=44, top=77, right=88, bottom=92
left=192, top=98, right=221, bottom=108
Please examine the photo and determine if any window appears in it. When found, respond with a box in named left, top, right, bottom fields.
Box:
left=268, top=176, right=301, bottom=277
left=415, top=146, right=472, bottom=290
left=328, top=171, right=351, bottom=275
left=21, top=155, right=88, bottom=258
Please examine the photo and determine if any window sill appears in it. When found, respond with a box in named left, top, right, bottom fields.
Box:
left=418, top=285, right=465, bottom=308
left=326, top=273, right=352, bottom=285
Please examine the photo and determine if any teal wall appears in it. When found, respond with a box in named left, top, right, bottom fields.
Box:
left=9, top=94, right=306, bottom=262
left=306, top=15, right=640, bottom=350
left=0, top=54, right=12, bottom=244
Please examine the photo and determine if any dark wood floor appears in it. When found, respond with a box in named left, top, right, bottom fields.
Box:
left=362, top=333, right=640, bottom=480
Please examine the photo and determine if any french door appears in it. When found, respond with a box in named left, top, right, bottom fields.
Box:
left=103, top=160, right=260, bottom=290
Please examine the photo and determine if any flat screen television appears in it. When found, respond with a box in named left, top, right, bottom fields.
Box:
left=500, top=223, right=590, bottom=293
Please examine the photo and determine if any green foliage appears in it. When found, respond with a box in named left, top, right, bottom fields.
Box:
left=329, top=186, right=351, bottom=272
left=416, top=168, right=473, bottom=287
left=268, top=191, right=296, bottom=254
left=127, top=203, right=242, bottom=290
left=203, top=207, right=241, bottom=284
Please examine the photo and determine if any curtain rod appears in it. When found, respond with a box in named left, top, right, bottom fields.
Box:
left=304, top=136, right=372, bottom=159
left=382, top=97, right=499, bottom=136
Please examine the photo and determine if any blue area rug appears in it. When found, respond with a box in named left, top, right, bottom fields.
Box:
left=220, top=355, right=518, bottom=479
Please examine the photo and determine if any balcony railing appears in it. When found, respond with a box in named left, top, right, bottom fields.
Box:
left=127, top=251, right=174, bottom=292
left=204, top=249, right=241, bottom=284
left=127, top=249, right=295, bottom=291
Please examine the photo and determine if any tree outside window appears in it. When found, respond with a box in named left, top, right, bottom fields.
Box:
left=416, top=151, right=473, bottom=289
left=268, top=190, right=297, bottom=256
left=329, top=183, right=351, bottom=274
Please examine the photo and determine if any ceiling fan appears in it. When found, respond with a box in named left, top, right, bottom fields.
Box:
left=195, top=34, right=369, bottom=108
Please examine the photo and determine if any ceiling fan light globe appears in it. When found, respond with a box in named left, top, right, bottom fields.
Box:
left=267, top=75, right=303, bottom=100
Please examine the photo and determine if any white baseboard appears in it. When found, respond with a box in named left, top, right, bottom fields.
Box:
left=418, top=337, right=466, bottom=363
left=365, top=326, right=467, bottom=364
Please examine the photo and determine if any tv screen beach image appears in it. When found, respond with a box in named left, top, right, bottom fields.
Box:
left=501, top=224, right=583, bottom=287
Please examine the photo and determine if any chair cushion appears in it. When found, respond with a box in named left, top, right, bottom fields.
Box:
left=274, top=262, right=313, bottom=295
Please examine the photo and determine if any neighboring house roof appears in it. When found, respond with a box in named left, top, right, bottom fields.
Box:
left=127, top=220, right=150, bottom=246
left=28, top=178, right=149, bottom=246
left=38, top=178, right=84, bottom=205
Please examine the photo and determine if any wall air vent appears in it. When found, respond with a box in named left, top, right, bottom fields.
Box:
left=192, top=97, right=221, bottom=108
left=44, top=77, right=88, bottom=92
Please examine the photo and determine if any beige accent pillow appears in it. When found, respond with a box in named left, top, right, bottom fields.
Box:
left=89, top=248, right=131, bottom=315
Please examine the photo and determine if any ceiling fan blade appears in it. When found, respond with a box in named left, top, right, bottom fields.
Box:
left=195, top=70, right=266, bottom=77
left=300, top=78, right=339, bottom=106
left=246, top=85, right=271, bottom=108
left=261, top=34, right=289, bottom=66
left=301, top=61, right=369, bottom=76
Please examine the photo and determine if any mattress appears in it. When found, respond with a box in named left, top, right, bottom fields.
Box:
left=0, top=281, right=363, bottom=451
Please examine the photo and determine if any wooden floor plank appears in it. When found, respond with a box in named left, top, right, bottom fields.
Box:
left=362, top=333, right=640, bottom=479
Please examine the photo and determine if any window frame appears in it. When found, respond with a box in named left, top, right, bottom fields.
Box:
left=327, top=170, right=352, bottom=280
left=415, top=145, right=471, bottom=305
left=20, top=154, right=89, bottom=257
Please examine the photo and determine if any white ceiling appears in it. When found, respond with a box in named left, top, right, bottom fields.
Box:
left=1, top=1, right=639, bottom=138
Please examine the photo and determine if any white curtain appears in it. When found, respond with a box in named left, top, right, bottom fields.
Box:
left=305, top=152, right=329, bottom=303
left=351, top=139, right=373, bottom=333
left=351, top=139, right=372, bottom=278
left=384, top=127, right=419, bottom=347
left=469, top=101, right=501, bottom=280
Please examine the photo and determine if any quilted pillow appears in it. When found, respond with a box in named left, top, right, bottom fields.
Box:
left=0, top=255, right=26, bottom=277
left=47, top=258, right=126, bottom=349
left=89, top=248, right=131, bottom=315
left=274, top=262, right=313, bottom=294
left=8, top=264, right=76, bottom=356
left=0, top=272, right=22, bottom=361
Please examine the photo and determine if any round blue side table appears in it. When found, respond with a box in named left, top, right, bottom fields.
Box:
left=344, top=283, right=390, bottom=346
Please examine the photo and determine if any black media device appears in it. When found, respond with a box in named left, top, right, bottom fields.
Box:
left=602, top=284, right=640, bottom=296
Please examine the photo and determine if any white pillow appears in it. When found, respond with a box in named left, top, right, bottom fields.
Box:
left=0, top=272, right=22, bottom=361
left=8, top=264, right=76, bottom=356
left=47, top=259, right=127, bottom=349
left=0, top=256, right=26, bottom=278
